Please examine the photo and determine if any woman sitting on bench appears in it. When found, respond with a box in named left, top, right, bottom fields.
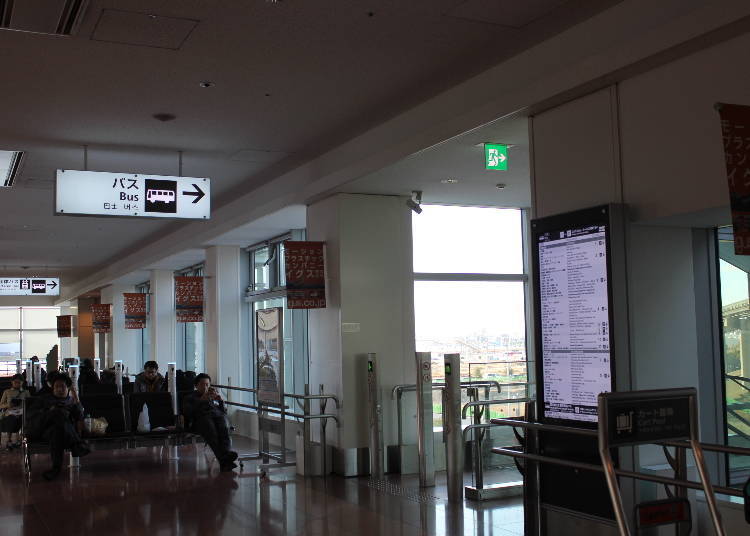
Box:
left=0, top=374, right=30, bottom=449
left=37, top=374, right=90, bottom=480
left=183, top=374, right=237, bottom=472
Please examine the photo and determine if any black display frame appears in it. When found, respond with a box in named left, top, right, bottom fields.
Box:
left=531, top=204, right=617, bottom=429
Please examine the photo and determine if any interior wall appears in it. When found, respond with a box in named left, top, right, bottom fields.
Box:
left=308, top=194, right=416, bottom=450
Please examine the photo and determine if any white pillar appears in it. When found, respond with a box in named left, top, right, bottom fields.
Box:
left=100, top=285, right=139, bottom=371
left=59, top=303, right=78, bottom=360
left=205, top=246, right=242, bottom=386
left=150, top=270, right=176, bottom=369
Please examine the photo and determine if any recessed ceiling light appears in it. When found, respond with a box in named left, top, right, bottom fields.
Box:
left=440, top=178, right=459, bottom=184
left=0, top=150, right=24, bottom=188
left=496, top=183, right=506, bottom=190
left=199, top=81, right=214, bottom=88
left=153, top=113, right=177, bottom=122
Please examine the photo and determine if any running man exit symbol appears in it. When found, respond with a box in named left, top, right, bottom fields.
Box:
left=484, top=143, right=508, bottom=171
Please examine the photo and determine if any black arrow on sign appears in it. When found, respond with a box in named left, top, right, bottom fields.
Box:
left=183, top=184, right=205, bottom=204
left=47, top=281, right=57, bottom=289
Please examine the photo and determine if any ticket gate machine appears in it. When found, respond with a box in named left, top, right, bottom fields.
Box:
left=415, top=352, right=435, bottom=487
left=443, top=353, right=463, bottom=503
left=367, top=353, right=384, bottom=479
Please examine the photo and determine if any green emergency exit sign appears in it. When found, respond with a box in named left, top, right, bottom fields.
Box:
left=484, top=143, right=508, bottom=171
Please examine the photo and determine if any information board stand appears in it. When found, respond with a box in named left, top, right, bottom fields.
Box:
left=598, top=388, right=724, bottom=536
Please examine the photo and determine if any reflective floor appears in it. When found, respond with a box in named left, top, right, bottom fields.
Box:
left=0, top=437, right=524, bottom=535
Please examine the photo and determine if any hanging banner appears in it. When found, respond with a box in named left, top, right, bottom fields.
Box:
left=123, top=293, right=147, bottom=329
left=56, top=315, right=73, bottom=338
left=256, top=307, right=283, bottom=405
left=175, top=276, right=204, bottom=322
left=91, top=304, right=112, bottom=333
left=284, top=241, right=326, bottom=309
left=717, top=102, right=750, bottom=254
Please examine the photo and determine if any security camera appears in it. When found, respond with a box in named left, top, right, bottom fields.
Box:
left=406, top=190, right=423, bottom=214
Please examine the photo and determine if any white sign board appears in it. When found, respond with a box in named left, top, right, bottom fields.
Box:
left=56, top=170, right=210, bottom=220
left=0, top=277, right=60, bottom=296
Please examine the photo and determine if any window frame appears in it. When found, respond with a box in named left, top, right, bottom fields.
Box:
left=0, top=306, right=61, bottom=374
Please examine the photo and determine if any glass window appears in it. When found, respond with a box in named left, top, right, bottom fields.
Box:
left=717, top=228, right=750, bottom=481
left=412, top=205, right=524, bottom=274
left=0, top=307, right=20, bottom=329
left=21, top=330, right=58, bottom=359
left=252, top=247, right=271, bottom=291
left=22, top=307, right=59, bottom=329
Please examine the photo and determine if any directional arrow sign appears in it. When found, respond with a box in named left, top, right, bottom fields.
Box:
left=56, top=170, right=210, bottom=220
left=0, top=277, right=60, bottom=296
left=484, top=143, right=508, bottom=171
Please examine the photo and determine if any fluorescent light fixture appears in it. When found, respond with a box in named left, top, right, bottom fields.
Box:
left=0, top=150, right=24, bottom=187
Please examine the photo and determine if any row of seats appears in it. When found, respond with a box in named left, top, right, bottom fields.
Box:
left=21, top=391, right=198, bottom=473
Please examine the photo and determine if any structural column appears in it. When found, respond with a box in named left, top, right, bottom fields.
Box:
left=150, top=270, right=176, bottom=368
left=204, top=246, right=242, bottom=387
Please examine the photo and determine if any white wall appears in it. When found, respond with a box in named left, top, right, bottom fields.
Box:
left=308, top=194, right=416, bottom=449
left=149, top=270, right=176, bottom=368
left=99, top=284, right=139, bottom=371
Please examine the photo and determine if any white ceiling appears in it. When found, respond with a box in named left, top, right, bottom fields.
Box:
left=0, top=0, right=620, bottom=294
left=341, top=116, right=530, bottom=207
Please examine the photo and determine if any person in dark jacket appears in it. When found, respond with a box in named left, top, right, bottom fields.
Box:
left=183, top=373, right=237, bottom=472
left=134, top=361, right=165, bottom=393
left=37, top=374, right=90, bottom=480
left=78, top=358, right=100, bottom=389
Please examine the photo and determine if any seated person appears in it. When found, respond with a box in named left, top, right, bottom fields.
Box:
left=35, top=370, right=60, bottom=396
left=183, top=374, right=237, bottom=471
left=78, top=358, right=100, bottom=387
left=134, top=361, right=165, bottom=393
left=36, top=374, right=90, bottom=480
left=0, top=374, right=30, bottom=449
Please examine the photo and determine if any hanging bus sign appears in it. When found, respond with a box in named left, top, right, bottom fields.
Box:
left=55, top=170, right=210, bottom=220
left=123, top=293, right=147, bottom=329
left=0, top=277, right=59, bottom=296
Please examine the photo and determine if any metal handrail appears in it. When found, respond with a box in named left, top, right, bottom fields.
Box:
left=391, top=380, right=504, bottom=399
left=491, top=446, right=742, bottom=498
left=223, top=400, right=340, bottom=425
left=214, top=384, right=340, bottom=409
left=462, top=398, right=532, bottom=419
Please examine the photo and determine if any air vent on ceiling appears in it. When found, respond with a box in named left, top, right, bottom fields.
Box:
left=0, top=0, right=89, bottom=36
left=0, top=150, right=24, bottom=188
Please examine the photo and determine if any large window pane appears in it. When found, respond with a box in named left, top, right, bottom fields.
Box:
left=21, top=329, right=58, bottom=361
left=718, top=232, right=750, bottom=480
left=412, top=205, right=523, bottom=274
left=0, top=307, right=20, bottom=329
left=185, top=321, right=205, bottom=373
left=22, top=307, right=59, bottom=329
left=253, top=247, right=270, bottom=291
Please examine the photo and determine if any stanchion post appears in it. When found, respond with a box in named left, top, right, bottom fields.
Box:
left=367, top=353, right=383, bottom=479
left=24, top=360, right=32, bottom=386
left=68, top=365, right=79, bottom=395
left=93, top=358, right=101, bottom=379
left=32, top=362, right=42, bottom=391
left=15, top=359, right=22, bottom=375
left=415, top=352, right=435, bottom=487
left=114, top=360, right=123, bottom=395
left=443, top=353, right=463, bottom=504
left=167, top=363, right=177, bottom=415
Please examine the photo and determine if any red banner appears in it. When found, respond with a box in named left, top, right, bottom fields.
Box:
left=124, top=293, right=147, bottom=329
left=718, top=103, right=750, bottom=254
left=91, top=303, right=112, bottom=333
left=284, top=241, right=326, bottom=309
left=175, top=276, right=204, bottom=322
left=56, top=315, right=73, bottom=338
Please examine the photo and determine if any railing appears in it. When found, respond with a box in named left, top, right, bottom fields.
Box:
left=212, top=382, right=340, bottom=476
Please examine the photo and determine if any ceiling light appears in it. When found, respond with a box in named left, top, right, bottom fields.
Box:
left=440, top=178, right=459, bottom=184
left=0, top=150, right=24, bottom=188
left=199, top=81, right=214, bottom=88
left=153, top=113, right=177, bottom=122
left=496, top=183, right=506, bottom=190
left=406, top=190, right=423, bottom=214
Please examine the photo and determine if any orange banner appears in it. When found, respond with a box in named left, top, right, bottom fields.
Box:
left=718, top=102, right=750, bottom=254
left=284, top=241, right=326, bottom=309
left=91, top=303, right=112, bottom=333
left=124, top=293, right=146, bottom=329
left=175, top=276, right=204, bottom=322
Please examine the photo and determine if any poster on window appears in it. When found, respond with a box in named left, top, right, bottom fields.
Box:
left=123, top=293, right=147, bottom=329
left=718, top=102, right=750, bottom=254
left=256, top=307, right=283, bottom=405
left=91, top=304, right=112, bottom=333
left=56, top=315, right=73, bottom=338
left=175, top=276, right=204, bottom=322
left=284, top=241, right=326, bottom=309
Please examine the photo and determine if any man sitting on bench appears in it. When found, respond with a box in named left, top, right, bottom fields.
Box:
left=183, top=374, right=237, bottom=472
left=38, top=373, right=90, bottom=480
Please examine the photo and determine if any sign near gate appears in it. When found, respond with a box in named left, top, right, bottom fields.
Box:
left=56, top=170, right=210, bottom=220
left=284, top=241, right=326, bottom=309
left=717, top=103, right=750, bottom=254
left=256, top=307, right=283, bottom=405
left=175, top=276, right=204, bottom=322
left=0, top=277, right=59, bottom=296
left=56, top=315, right=73, bottom=338
left=91, top=304, right=112, bottom=333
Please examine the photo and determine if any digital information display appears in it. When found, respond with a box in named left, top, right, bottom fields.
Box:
left=537, top=223, right=612, bottom=423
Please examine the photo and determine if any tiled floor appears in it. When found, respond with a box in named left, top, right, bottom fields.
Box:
left=0, top=437, right=524, bottom=535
